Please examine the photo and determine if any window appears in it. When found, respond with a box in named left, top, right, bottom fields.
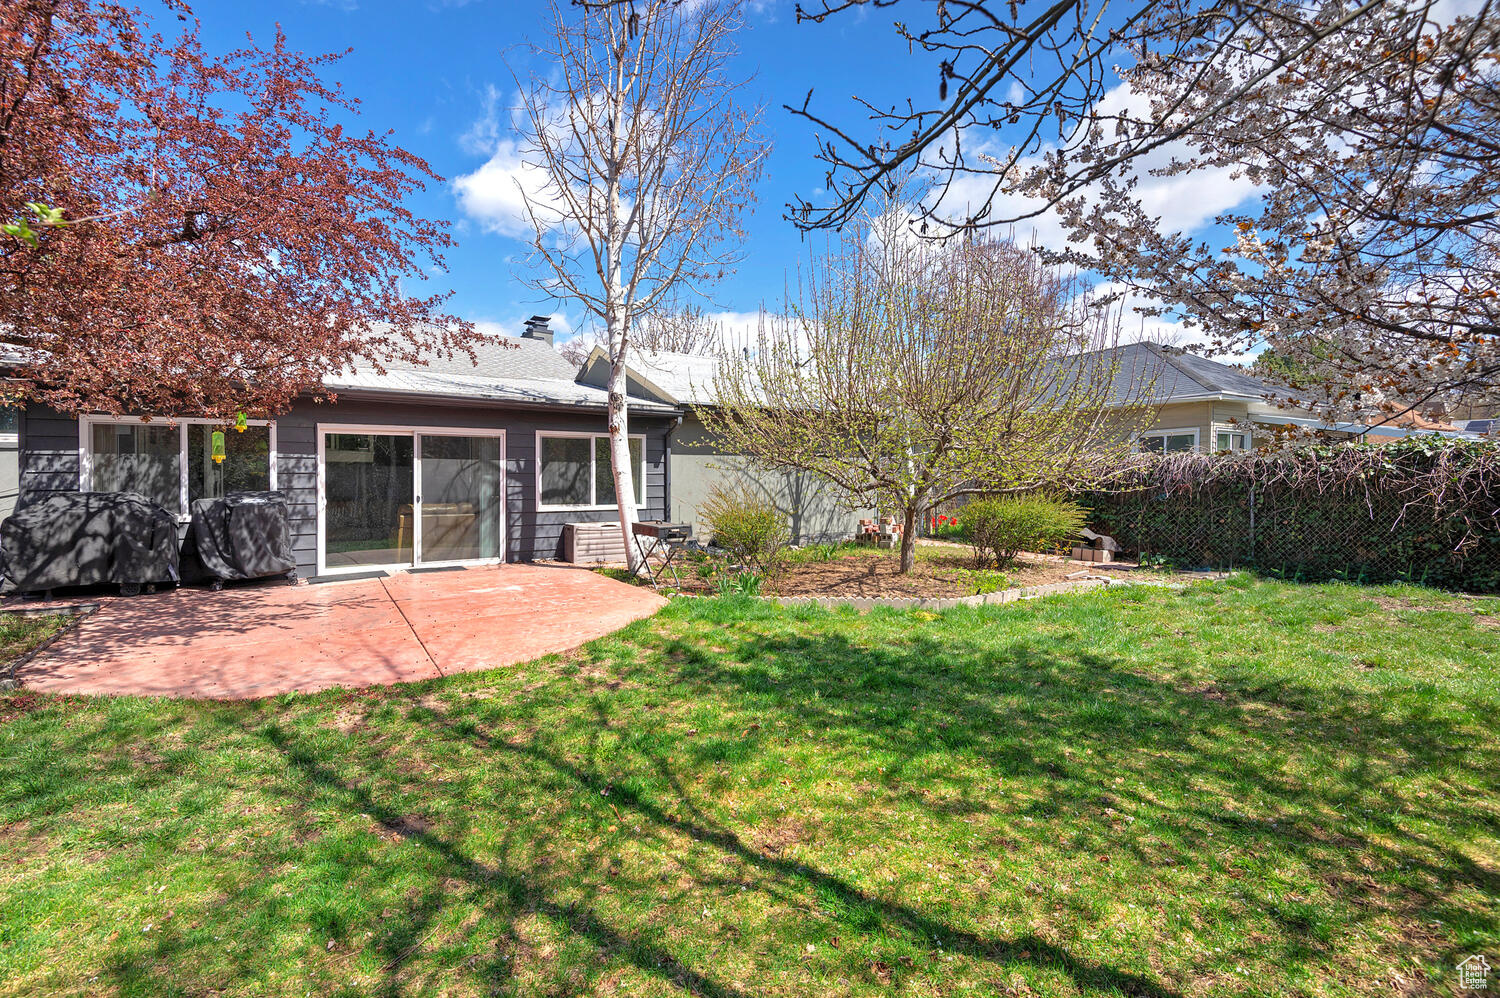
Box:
left=1140, top=428, right=1199, bottom=453
left=537, top=432, right=644, bottom=509
left=188, top=424, right=271, bottom=502
left=82, top=417, right=276, bottom=515
left=0, top=407, right=17, bottom=445
left=89, top=422, right=181, bottom=510
left=1214, top=428, right=1252, bottom=452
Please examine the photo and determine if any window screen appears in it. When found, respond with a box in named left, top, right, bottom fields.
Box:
left=1141, top=432, right=1197, bottom=454
left=90, top=423, right=181, bottom=511
left=540, top=436, right=592, bottom=506
left=593, top=436, right=644, bottom=505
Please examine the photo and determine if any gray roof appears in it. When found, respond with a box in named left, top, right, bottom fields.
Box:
left=608, top=341, right=1274, bottom=410
left=330, top=325, right=677, bottom=414
left=620, top=349, right=726, bottom=406
left=1076, top=341, right=1279, bottom=406
left=397, top=332, right=580, bottom=382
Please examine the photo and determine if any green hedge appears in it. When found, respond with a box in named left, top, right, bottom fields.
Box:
left=1076, top=440, right=1500, bottom=592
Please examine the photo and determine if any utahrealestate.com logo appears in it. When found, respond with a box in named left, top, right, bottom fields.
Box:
left=1458, top=955, right=1492, bottom=990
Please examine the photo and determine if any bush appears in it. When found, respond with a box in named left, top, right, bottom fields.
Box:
left=960, top=495, right=1087, bottom=568
left=699, top=483, right=790, bottom=573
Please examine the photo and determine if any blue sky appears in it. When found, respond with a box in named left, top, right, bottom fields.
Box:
left=190, top=0, right=1251, bottom=350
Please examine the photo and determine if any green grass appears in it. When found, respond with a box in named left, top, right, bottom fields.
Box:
left=0, top=611, right=67, bottom=673
left=1, top=579, right=1497, bottom=996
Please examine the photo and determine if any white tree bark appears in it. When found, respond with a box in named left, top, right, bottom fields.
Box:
left=513, top=0, right=766, bottom=573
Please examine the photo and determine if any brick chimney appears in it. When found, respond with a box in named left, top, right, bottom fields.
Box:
left=521, top=315, right=554, bottom=346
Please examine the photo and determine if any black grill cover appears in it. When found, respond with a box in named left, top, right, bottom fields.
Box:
left=179, top=491, right=296, bottom=583
left=0, top=491, right=180, bottom=592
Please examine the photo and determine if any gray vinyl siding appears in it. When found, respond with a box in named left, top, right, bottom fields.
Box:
left=670, top=409, right=872, bottom=544
left=19, top=398, right=673, bottom=579
left=0, top=440, right=18, bottom=521
left=19, top=405, right=81, bottom=500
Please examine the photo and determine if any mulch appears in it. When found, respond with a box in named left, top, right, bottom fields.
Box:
left=655, top=541, right=1139, bottom=599
left=765, top=547, right=1102, bottom=598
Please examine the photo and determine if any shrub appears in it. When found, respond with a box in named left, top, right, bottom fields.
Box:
left=699, top=483, right=790, bottom=573
left=960, top=495, right=1087, bottom=568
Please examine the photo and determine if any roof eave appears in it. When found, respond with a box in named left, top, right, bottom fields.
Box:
left=317, top=383, right=681, bottom=417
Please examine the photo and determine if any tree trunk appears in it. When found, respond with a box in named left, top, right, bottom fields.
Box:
left=606, top=329, right=641, bottom=574
left=898, top=505, right=919, bottom=574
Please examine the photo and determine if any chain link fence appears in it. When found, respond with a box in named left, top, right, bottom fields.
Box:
left=1076, top=448, right=1500, bottom=593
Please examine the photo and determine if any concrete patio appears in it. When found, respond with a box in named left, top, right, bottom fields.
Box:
left=13, top=564, right=666, bottom=700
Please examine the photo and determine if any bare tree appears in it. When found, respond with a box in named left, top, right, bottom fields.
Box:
left=705, top=212, right=1152, bottom=573
left=557, top=302, right=733, bottom=368
left=784, top=1, right=1500, bottom=427
left=514, top=0, right=767, bottom=569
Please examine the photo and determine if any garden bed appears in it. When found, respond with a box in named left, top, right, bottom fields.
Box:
left=769, top=546, right=1086, bottom=598
left=643, top=539, right=1203, bottom=599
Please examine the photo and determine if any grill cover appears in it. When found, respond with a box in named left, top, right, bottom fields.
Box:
left=0, top=491, right=180, bottom=592
left=180, top=491, right=296, bottom=583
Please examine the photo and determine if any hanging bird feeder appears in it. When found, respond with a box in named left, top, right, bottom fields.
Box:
left=234, top=411, right=248, bottom=433
left=211, top=429, right=227, bottom=465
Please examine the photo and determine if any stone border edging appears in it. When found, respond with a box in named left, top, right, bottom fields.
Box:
left=771, top=576, right=1113, bottom=611
left=1, top=602, right=98, bottom=691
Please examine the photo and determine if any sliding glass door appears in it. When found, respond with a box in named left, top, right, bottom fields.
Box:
left=418, top=434, right=504, bottom=563
left=322, top=432, right=416, bottom=571
left=318, top=427, right=505, bottom=575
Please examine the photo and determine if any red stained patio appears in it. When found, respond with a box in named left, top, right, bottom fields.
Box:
left=13, top=564, right=666, bottom=700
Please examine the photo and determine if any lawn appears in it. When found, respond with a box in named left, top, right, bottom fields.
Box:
left=1, top=578, right=1496, bottom=996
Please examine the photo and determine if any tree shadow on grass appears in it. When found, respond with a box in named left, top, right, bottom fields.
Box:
left=249, top=716, right=1188, bottom=998
left=14, top=596, right=1496, bottom=996
left=637, top=620, right=1500, bottom=970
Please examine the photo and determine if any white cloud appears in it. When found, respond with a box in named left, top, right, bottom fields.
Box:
left=452, top=85, right=574, bottom=239
left=1083, top=282, right=1190, bottom=346
left=470, top=313, right=576, bottom=341
left=452, top=143, right=556, bottom=239
left=1082, top=282, right=1254, bottom=362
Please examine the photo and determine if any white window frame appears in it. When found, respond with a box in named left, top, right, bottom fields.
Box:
left=534, top=430, right=647, bottom=512
left=1139, top=426, right=1200, bottom=454
left=315, top=423, right=508, bottom=577
left=1212, top=425, right=1253, bottom=452
left=79, top=415, right=278, bottom=520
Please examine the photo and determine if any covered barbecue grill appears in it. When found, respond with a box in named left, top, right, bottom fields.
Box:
left=179, top=491, right=297, bottom=589
left=0, top=491, right=180, bottom=596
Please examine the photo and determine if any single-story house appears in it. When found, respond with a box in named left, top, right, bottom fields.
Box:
left=574, top=346, right=871, bottom=542
left=1100, top=341, right=1474, bottom=451
left=4, top=330, right=1475, bottom=579
left=7, top=318, right=685, bottom=580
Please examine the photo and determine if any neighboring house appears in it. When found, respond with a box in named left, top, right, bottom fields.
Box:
left=1098, top=341, right=1473, bottom=451
left=1461, top=418, right=1499, bottom=437
left=575, top=347, right=871, bottom=543
left=9, top=318, right=682, bottom=580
